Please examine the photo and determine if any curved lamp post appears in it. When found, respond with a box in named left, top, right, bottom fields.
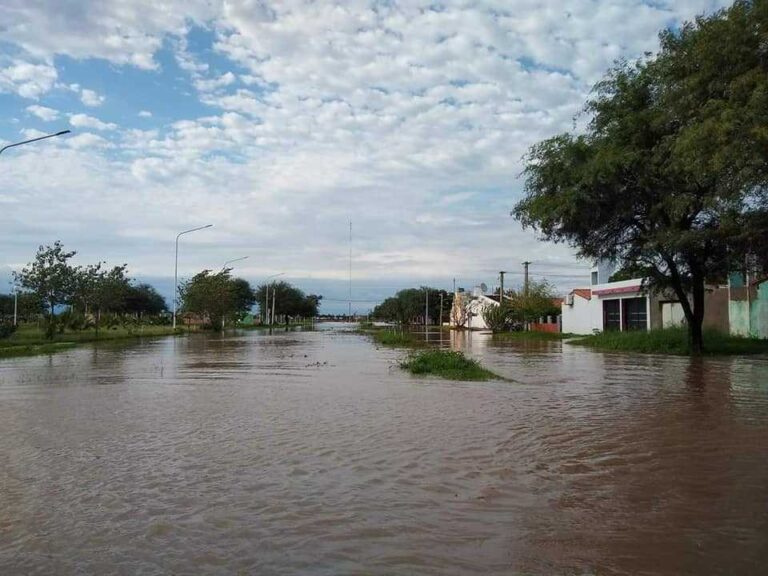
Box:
left=222, top=256, right=249, bottom=272
left=173, top=224, right=213, bottom=329
left=0, top=130, right=71, bottom=156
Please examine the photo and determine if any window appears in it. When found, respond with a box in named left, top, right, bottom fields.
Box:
left=603, top=300, right=620, bottom=331
left=591, top=271, right=599, bottom=285
left=622, top=297, right=647, bottom=331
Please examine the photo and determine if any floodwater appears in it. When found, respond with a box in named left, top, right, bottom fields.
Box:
left=1, top=325, right=767, bottom=575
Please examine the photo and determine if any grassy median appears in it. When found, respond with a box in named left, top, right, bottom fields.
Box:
left=400, top=350, right=501, bottom=381
left=570, top=327, right=768, bottom=356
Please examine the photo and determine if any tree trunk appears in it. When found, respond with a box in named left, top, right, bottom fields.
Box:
left=689, top=272, right=706, bottom=356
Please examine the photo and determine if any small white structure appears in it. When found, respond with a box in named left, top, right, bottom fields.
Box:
left=450, top=287, right=500, bottom=330
left=561, top=288, right=593, bottom=334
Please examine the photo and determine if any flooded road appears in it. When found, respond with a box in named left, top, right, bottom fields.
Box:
left=1, top=325, right=767, bottom=575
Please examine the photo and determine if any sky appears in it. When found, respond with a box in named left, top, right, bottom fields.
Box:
left=0, top=0, right=731, bottom=313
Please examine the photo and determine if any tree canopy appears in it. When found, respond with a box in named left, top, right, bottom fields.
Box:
left=372, top=287, right=452, bottom=325
left=513, top=0, right=768, bottom=354
left=180, top=270, right=257, bottom=329
left=254, top=281, right=321, bottom=322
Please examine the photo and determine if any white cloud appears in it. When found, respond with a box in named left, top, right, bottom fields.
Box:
left=26, top=104, right=59, bottom=121
left=0, top=60, right=57, bottom=98
left=69, top=113, right=117, bottom=131
left=138, top=110, right=153, bottom=118
left=0, top=0, right=736, bottom=308
left=80, top=88, right=105, bottom=107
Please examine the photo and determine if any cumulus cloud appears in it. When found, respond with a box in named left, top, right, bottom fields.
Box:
left=0, top=0, right=735, bottom=308
left=0, top=60, right=57, bottom=98
left=69, top=113, right=118, bottom=131
left=80, top=88, right=105, bottom=107
left=26, top=104, right=59, bottom=121
left=138, top=110, right=153, bottom=117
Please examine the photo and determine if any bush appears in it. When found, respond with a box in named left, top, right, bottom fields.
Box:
left=0, top=322, right=17, bottom=339
left=400, top=350, right=500, bottom=381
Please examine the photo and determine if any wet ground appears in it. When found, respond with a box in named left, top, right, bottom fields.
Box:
left=1, top=324, right=767, bottom=575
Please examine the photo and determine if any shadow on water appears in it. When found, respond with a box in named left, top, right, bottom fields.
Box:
left=0, top=324, right=767, bottom=575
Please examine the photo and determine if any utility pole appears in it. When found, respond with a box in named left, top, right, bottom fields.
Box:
left=439, top=292, right=444, bottom=327
left=271, top=286, right=276, bottom=326
left=425, top=288, right=429, bottom=327
left=453, top=277, right=456, bottom=293
left=522, top=261, right=531, bottom=297
left=13, top=283, right=18, bottom=327
left=499, top=271, right=506, bottom=303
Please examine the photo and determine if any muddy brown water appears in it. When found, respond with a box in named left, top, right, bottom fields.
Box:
left=1, top=324, right=766, bottom=575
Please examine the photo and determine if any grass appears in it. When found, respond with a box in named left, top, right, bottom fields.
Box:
left=372, top=330, right=423, bottom=347
left=570, top=326, right=768, bottom=356
left=0, top=324, right=193, bottom=360
left=492, top=330, right=574, bottom=341
left=400, top=350, right=501, bottom=381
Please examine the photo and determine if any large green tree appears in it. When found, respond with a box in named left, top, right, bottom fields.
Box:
left=372, top=287, right=451, bottom=325
left=14, top=241, right=77, bottom=319
left=181, top=271, right=256, bottom=329
left=124, top=283, right=167, bottom=316
left=514, top=0, right=768, bottom=354
left=254, top=281, right=320, bottom=323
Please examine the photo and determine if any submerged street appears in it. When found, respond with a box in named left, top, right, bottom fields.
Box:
left=1, top=325, right=767, bottom=575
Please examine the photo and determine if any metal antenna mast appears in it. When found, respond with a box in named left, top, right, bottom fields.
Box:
left=348, top=220, right=352, bottom=319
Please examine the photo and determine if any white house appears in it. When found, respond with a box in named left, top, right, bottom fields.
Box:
left=450, top=287, right=500, bottom=330
left=562, top=261, right=730, bottom=334
left=561, top=288, right=593, bottom=334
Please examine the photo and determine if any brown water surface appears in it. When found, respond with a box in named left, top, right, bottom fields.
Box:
left=1, top=325, right=766, bottom=575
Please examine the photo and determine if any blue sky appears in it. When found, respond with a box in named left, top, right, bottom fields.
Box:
left=0, top=0, right=730, bottom=313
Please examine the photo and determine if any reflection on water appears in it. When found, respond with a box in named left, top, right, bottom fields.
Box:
left=1, top=324, right=767, bottom=575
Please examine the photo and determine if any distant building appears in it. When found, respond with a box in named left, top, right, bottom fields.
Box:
left=450, top=287, right=500, bottom=330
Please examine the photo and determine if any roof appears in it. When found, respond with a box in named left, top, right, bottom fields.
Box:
left=592, top=284, right=642, bottom=296
left=551, top=297, right=564, bottom=307
left=571, top=288, right=591, bottom=300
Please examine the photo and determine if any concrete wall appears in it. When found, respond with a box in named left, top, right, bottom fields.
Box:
left=561, top=295, right=593, bottom=334
left=731, top=280, right=768, bottom=339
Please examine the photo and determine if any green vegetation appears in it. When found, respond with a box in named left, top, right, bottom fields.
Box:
left=482, top=280, right=560, bottom=332
left=371, top=287, right=452, bottom=325
left=179, top=269, right=256, bottom=330
left=513, top=1, right=768, bottom=354
left=400, top=350, right=501, bottom=381
left=0, top=323, right=195, bottom=360
left=571, top=327, right=768, bottom=356
left=372, top=329, right=422, bottom=347
left=492, top=331, right=573, bottom=342
left=253, top=281, right=321, bottom=325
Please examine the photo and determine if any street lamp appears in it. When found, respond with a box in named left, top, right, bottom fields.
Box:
left=264, top=272, right=285, bottom=325
left=222, top=256, right=249, bottom=271
left=173, top=224, right=213, bottom=329
left=0, top=130, right=71, bottom=156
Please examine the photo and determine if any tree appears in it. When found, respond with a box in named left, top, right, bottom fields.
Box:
left=371, top=287, right=451, bottom=325
left=124, top=283, right=167, bottom=316
left=92, top=265, right=130, bottom=330
left=514, top=1, right=768, bottom=354
left=505, top=280, right=560, bottom=326
left=254, top=281, right=320, bottom=323
left=230, top=278, right=256, bottom=321
left=14, top=242, right=77, bottom=336
left=180, top=271, right=256, bottom=329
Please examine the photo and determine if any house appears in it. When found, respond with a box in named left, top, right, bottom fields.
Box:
left=450, top=287, right=500, bottom=330
left=561, top=288, right=593, bottom=334
left=561, top=262, right=730, bottom=335
left=728, top=272, right=768, bottom=339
